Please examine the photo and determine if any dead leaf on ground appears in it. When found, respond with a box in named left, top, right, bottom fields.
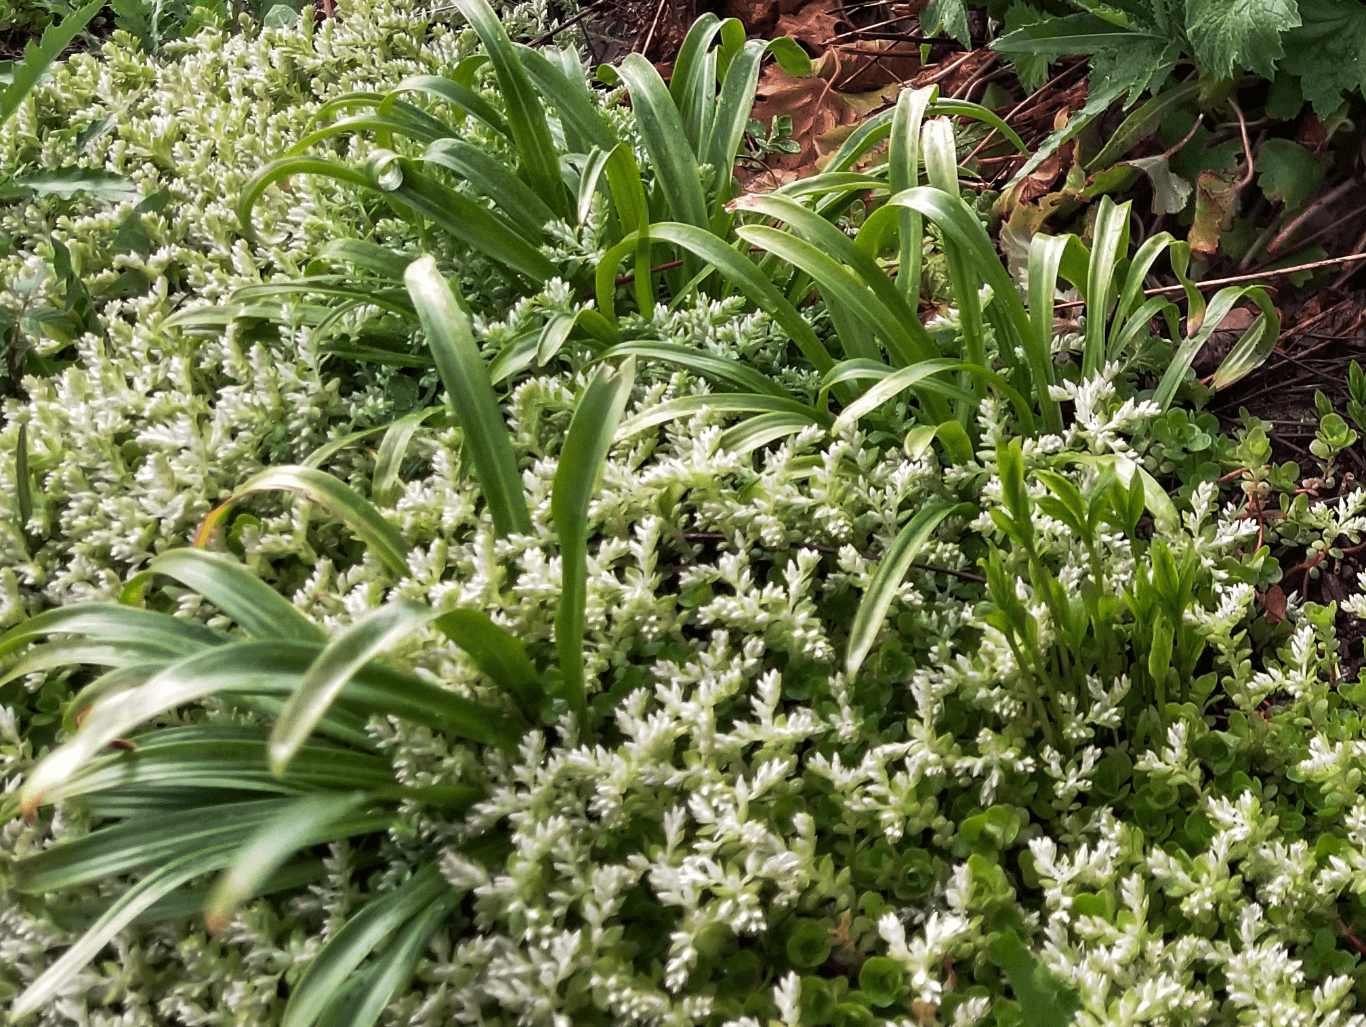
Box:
left=746, top=49, right=905, bottom=181
left=775, top=0, right=848, bottom=49
left=831, top=40, right=921, bottom=92
left=1190, top=170, right=1238, bottom=258
left=1262, top=584, right=1286, bottom=625
left=726, top=0, right=779, bottom=35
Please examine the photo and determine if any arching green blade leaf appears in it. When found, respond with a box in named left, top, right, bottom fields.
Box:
left=615, top=55, right=709, bottom=232
left=384, top=74, right=509, bottom=139
left=597, top=225, right=835, bottom=376
left=552, top=359, right=635, bottom=730
left=433, top=609, right=541, bottom=720
left=318, top=890, right=461, bottom=1027
left=617, top=393, right=829, bottom=439
left=0, top=604, right=226, bottom=663
left=193, top=465, right=411, bottom=579
left=120, top=549, right=324, bottom=644
left=406, top=255, right=531, bottom=538
left=52, top=726, right=394, bottom=806
left=452, top=0, right=566, bottom=214
left=847, top=502, right=972, bottom=676
left=282, top=866, right=449, bottom=1027
left=11, top=848, right=241, bottom=1020
left=204, top=792, right=375, bottom=933
left=269, top=602, right=436, bottom=774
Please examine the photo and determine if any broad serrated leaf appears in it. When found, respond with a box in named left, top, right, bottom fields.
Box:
left=1185, top=0, right=1298, bottom=80
left=0, top=0, right=104, bottom=130
left=1254, top=138, right=1322, bottom=209
left=7, top=167, right=142, bottom=202
left=921, top=0, right=970, bottom=45
left=1281, top=0, right=1366, bottom=118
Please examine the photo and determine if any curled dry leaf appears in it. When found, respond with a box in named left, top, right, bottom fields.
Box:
left=746, top=47, right=906, bottom=184
left=1262, top=583, right=1286, bottom=626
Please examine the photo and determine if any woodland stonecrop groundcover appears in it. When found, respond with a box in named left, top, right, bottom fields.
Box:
left=8, top=0, right=1366, bottom=1025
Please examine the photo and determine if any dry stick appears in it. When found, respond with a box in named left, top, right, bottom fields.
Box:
left=962, top=62, right=1087, bottom=169
left=835, top=49, right=897, bottom=91
left=1247, top=199, right=1366, bottom=275
left=1052, top=249, right=1366, bottom=311
left=1156, top=113, right=1204, bottom=164
left=1259, top=178, right=1359, bottom=259
left=915, top=49, right=981, bottom=87
left=1333, top=223, right=1366, bottom=289
left=638, top=0, right=668, bottom=62
left=949, top=54, right=999, bottom=102
left=831, top=14, right=922, bottom=41
left=1227, top=95, right=1256, bottom=191
left=1278, top=300, right=1355, bottom=344
left=527, top=0, right=605, bottom=46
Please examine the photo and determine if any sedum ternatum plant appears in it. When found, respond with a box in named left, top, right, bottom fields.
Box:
left=10, top=0, right=1366, bottom=1024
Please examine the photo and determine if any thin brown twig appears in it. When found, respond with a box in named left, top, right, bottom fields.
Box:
left=527, top=0, right=604, bottom=46
left=1053, top=249, right=1366, bottom=311
left=1227, top=95, right=1256, bottom=191
left=949, top=54, right=998, bottom=101
left=1262, top=178, right=1359, bottom=258
left=915, top=49, right=980, bottom=87
left=638, top=0, right=667, bottom=62
left=1333, top=223, right=1366, bottom=289
left=1156, top=114, right=1204, bottom=163
left=963, top=62, right=1087, bottom=168
left=830, top=14, right=920, bottom=41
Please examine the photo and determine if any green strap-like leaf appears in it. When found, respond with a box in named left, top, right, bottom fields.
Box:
left=194, top=465, right=411, bottom=578
left=1153, top=286, right=1276, bottom=410
left=282, top=866, right=449, bottom=1027
left=269, top=602, right=437, bottom=774
left=616, top=55, right=710, bottom=233
left=238, top=157, right=374, bottom=244
left=120, top=549, right=324, bottom=644
left=598, top=224, right=836, bottom=376
left=320, top=890, right=461, bottom=1027
left=434, top=609, right=542, bottom=720
left=988, top=930, right=1081, bottom=1027
left=846, top=502, right=972, bottom=676
left=617, top=393, right=829, bottom=439
left=453, top=0, right=566, bottom=213
left=421, top=138, right=556, bottom=238
left=11, top=848, right=242, bottom=1020
left=1211, top=290, right=1279, bottom=392
left=205, top=792, right=376, bottom=932
left=406, top=255, right=531, bottom=538
left=383, top=74, right=509, bottom=139
left=1083, top=196, right=1131, bottom=380
left=512, top=43, right=619, bottom=154
left=17, top=798, right=309, bottom=891
left=552, top=359, right=635, bottom=730
left=53, top=726, right=395, bottom=806
left=594, top=341, right=794, bottom=399
left=889, top=87, right=935, bottom=305
left=0, top=603, right=226, bottom=663
left=17, top=640, right=519, bottom=817
left=371, top=155, right=556, bottom=284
